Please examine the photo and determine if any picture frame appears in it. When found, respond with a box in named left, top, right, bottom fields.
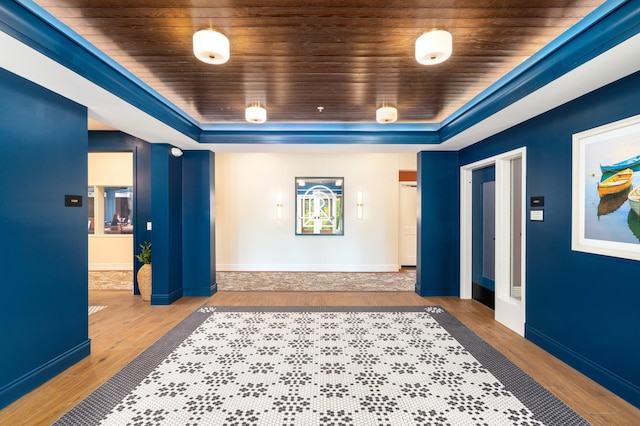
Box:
left=295, top=177, right=344, bottom=235
left=572, top=114, right=640, bottom=260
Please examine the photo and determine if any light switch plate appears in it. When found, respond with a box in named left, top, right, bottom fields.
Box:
left=146, top=222, right=152, bottom=230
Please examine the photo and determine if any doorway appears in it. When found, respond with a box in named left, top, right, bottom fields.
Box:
left=88, top=152, right=135, bottom=291
left=460, top=148, right=526, bottom=336
left=399, top=182, right=417, bottom=267
left=472, top=166, right=495, bottom=309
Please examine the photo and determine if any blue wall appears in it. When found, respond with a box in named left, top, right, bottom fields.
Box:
left=182, top=151, right=217, bottom=297
left=416, top=151, right=460, bottom=297
left=0, top=68, right=90, bottom=408
left=89, top=131, right=152, bottom=294
left=150, top=144, right=184, bottom=305
left=89, top=136, right=217, bottom=303
left=459, top=70, right=640, bottom=407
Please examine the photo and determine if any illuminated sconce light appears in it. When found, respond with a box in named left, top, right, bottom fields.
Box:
left=356, top=190, right=364, bottom=220
left=276, top=192, right=283, bottom=220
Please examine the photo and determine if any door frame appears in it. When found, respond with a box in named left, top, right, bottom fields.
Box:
left=398, top=181, right=417, bottom=267
left=460, top=147, right=527, bottom=335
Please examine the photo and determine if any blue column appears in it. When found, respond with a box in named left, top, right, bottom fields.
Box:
left=416, top=151, right=460, bottom=296
left=182, top=151, right=217, bottom=296
left=150, top=144, right=183, bottom=305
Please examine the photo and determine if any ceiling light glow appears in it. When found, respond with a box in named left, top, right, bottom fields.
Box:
left=415, top=30, right=452, bottom=65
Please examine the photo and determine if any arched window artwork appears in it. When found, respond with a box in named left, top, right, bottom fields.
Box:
left=296, top=177, right=344, bottom=235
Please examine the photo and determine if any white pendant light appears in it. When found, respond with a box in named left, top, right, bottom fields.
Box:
left=193, top=29, right=230, bottom=64
left=246, top=103, right=267, bottom=123
left=376, top=105, right=397, bottom=124
left=415, top=29, right=452, bottom=65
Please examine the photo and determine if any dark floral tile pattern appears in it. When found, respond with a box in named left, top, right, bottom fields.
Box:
left=88, top=309, right=548, bottom=425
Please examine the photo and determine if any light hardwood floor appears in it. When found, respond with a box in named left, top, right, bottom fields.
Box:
left=1, top=290, right=639, bottom=425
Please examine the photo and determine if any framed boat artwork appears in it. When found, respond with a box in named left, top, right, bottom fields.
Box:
left=572, top=114, right=640, bottom=260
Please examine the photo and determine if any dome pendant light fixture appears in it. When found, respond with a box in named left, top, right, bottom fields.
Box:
left=415, top=29, right=452, bottom=65
left=193, top=29, right=230, bottom=64
left=245, top=102, right=267, bottom=123
left=376, top=105, right=397, bottom=124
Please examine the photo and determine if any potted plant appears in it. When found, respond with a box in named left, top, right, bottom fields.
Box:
left=135, top=242, right=152, bottom=301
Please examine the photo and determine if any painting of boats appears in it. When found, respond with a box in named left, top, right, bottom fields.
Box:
left=600, top=154, right=640, bottom=173
left=628, top=185, right=640, bottom=216
left=597, top=168, right=633, bottom=197
left=597, top=186, right=630, bottom=217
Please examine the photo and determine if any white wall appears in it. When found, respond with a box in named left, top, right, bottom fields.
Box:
left=88, top=152, right=133, bottom=185
left=88, top=235, right=134, bottom=270
left=216, top=152, right=416, bottom=272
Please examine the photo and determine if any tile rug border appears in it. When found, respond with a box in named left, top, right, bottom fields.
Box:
left=88, top=306, right=106, bottom=316
left=55, top=306, right=588, bottom=425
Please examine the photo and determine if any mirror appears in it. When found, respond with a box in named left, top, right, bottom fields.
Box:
left=295, top=177, right=344, bottom=235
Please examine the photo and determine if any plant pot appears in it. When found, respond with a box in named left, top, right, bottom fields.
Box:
left=137, top=263, right=152, bottom=302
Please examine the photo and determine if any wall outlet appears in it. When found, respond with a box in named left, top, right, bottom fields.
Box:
left=146, top=221, right=152, bottom=230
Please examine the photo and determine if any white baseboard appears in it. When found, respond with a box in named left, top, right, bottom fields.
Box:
left=89, top=263, right=133, bottom=271
left=217, top=264, right=400, bottom=272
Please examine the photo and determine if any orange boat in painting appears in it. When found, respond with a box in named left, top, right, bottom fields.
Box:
left=598, top=168, right=633, bottom=197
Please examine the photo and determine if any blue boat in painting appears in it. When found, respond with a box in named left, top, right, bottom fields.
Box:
left=600, top=154, right=640, bottom=173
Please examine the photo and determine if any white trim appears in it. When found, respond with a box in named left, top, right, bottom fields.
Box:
left=459, top=147, right=527, bottom=336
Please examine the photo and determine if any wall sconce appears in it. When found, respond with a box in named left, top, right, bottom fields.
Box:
left=356, top=190, right=364, bottom=220
left=276, top=192, right=283, bottom=220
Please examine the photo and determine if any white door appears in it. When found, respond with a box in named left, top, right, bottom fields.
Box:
left=460, top=148, right=526, bottom=336
left=399, top=183, right=417, bottom=266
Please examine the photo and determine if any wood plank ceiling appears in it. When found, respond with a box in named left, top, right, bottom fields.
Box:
left=35, top=0, right=602, bottom=124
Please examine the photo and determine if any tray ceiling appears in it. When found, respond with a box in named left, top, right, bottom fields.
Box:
left=35, top=0, right=601, bottom=124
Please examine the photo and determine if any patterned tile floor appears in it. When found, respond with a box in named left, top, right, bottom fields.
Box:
left=55, top=307, right=587, bottom=426
left=89, top=270, right=416, bottom=292
left=88, top=306, right=107, bottom=315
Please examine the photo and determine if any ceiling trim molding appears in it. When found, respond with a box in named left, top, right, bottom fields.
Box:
left=439, top=0, right=639, bottom=142
left=1, top=0, right=201, bottom=141
left=1, top=0, right=638, bottom=148
left=198, top=130, right=442, bottom=145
